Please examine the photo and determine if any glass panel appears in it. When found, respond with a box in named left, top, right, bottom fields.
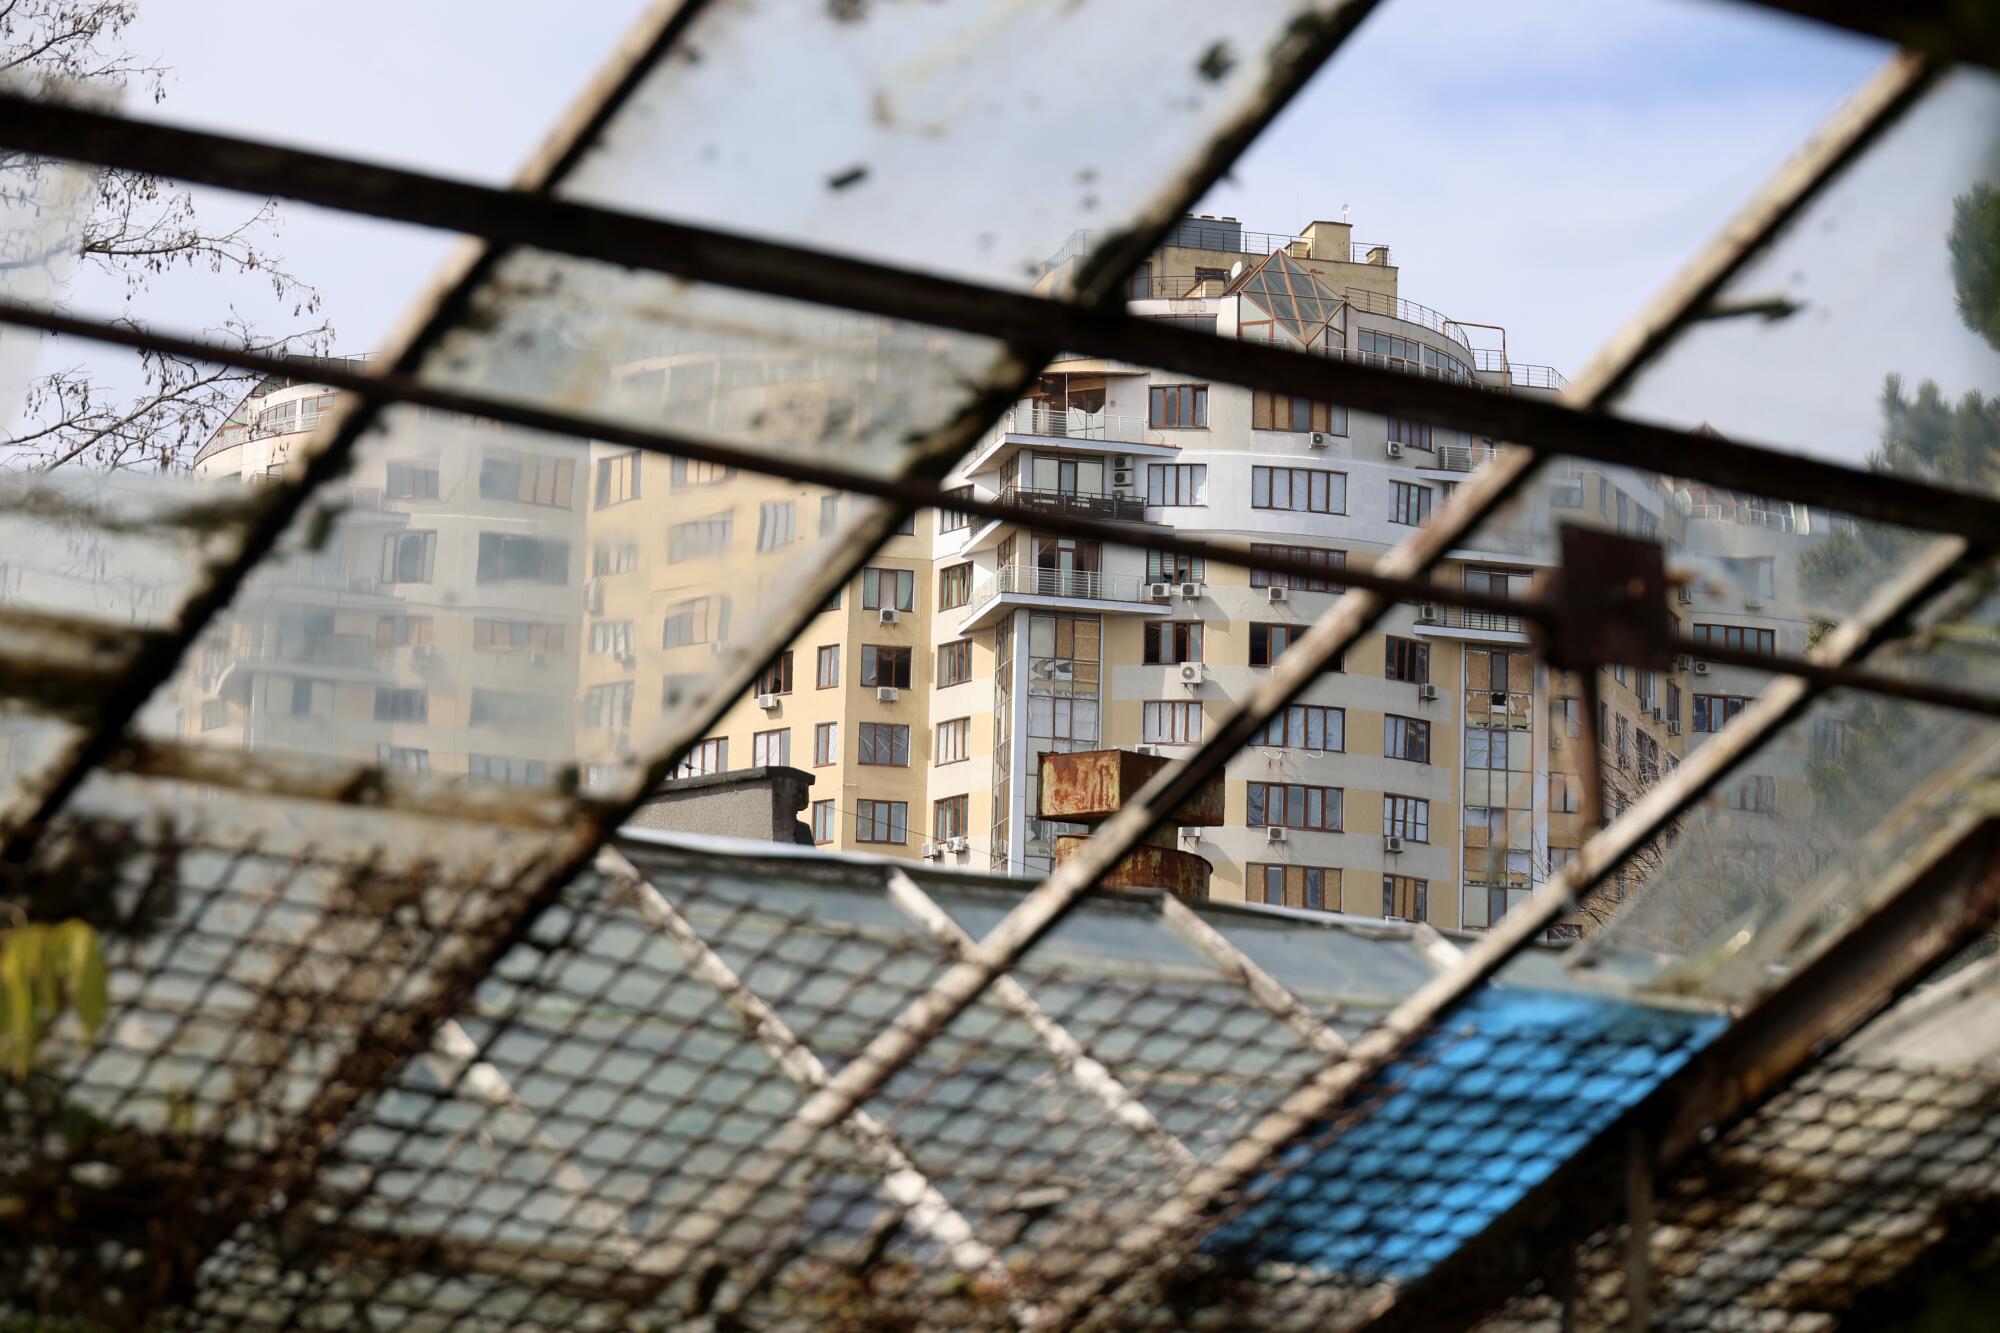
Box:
left=139, top=406, right=885, bottom=801
left=1614, top=67, right=2000, bottom=496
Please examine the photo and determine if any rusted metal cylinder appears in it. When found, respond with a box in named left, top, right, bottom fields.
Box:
left=1053, top=835, right=1213, bottom=903
left=1041, top=749, right=1223, bottom=900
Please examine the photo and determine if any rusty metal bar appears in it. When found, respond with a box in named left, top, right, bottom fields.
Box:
left=0, top=65, right=1987, bottom=547
left=884, top=869, right=1197, bottom=1171
left=1729, top=0, right=2000, bottom=69
left=1154, top=894, right=1350, bottom=1060
left=1355, top=811, right=2000, bottom=1333
left=594, top=849, right=1005, bottom=1284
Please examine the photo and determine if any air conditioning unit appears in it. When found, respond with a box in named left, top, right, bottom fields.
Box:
left=1178, top=662, right=1203, bottom=687
left=1178, top=826, right=1201, bottom=844
left=1676, top=586, right=1694, bottom=605
left=1266, top=586, right=1288, bottom=603
left=617, top=652, right=636, bottom=668
left=946, top=836, right=969, bottom=854
left=878, top=607, right=899, bottom=625
left=1265, top=826, right=1288, bottom=844
left=1416, top=683, right=1440, bottom=702
left=1667, top=720, right=1683, bottom=736
left=1148, top=581, right=1174, bottom=598
left=1309, top=432, right=1327, bottom=448
left=1178, top=582, right=1200, bottom=598
left=921, top=842, right=944, bottom=861
left=1674, top=654, right=1693, bottom=670
left=1113, top=455, right=1132, bottom=469
left=1385, top=440, right=1404, bottom=458
left=410, top=643, right=435, bottom=662
left=1650, top=707, right=1664, bottom=722
left=1692, top=660, right=1711, bottom=675
left=708, top=641, right=727, bottom=657
left=1384, top=836, right=1405, bottom=855
left=1113, top=469, right=1134, bottom=488
left=1745, top=599, right=1764, bottom=611
left=529, top=651, right=548, bottom=667
left=1132, top=744, right=1159, bottom=757
left=584, top=579, right=604, bottom=614
left=756, top=692, right=780, bottom=710
left=1416, top=603, right=1440, bottom=624
left=876, top=686, right=900, bottom=702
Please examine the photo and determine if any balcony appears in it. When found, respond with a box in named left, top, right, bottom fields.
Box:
left=998, top=404, right=1157, bottom=444
left=1427, top=442, right=1504, bottom=474
left=960, top=563, right=1169, bottom=631
left=996, top=484, right=1148, bottom=524
left=1413, top=603, right=1533, bottom=643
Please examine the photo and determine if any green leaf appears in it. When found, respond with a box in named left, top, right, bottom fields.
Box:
left=52, top=921, right=107, bottom=1040
left=1, top=933, right=33, bottom=1081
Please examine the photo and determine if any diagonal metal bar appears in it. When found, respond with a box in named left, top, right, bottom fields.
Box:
left=0, top=61, right=1989, bottom=545
left=883, top=869, right=1197, bottom=1171
left=1730, top=0, right=2000, bottom=69
left=1355, top=809, right=2000, bottom=1333
left=1061, top=532, right=1978, bottom=1332
left=1154, top=895, right=1350, bottom=1060
left=596, top=849, right=1006, bottom=1282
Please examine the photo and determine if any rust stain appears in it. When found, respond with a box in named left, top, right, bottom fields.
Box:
left=1054, top=835, right=1211, bottom=903
left=1038, top=748, right=1224, bottom=827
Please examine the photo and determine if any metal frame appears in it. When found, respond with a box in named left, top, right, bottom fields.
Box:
left=0, top=7, right=1993, bottom=1324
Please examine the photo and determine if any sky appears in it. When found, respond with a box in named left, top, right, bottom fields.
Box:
left=18, top=0, right=1946, bottom=466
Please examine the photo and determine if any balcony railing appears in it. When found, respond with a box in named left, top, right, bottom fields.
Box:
left=1046, top=226, right=1391, bottom=272
left=1341, top=288, right=1474, bottom=352
left=996, top=485, right=1149, bottom=523
left=982, top=564, right=1154, bottom=603
left=1329, top=346, right=1482, bottom=386
left=1468, top=351, right=1573, bottom=393
left=1418, top=604, right=1527, bottom=634
left=999, top=404, right=1158, bottom=444
left=1431, top=442, right=1503, bottom=473
left=241, top=631, right=382, bottom=671
left=1682, top=501, right=1799, bottom=532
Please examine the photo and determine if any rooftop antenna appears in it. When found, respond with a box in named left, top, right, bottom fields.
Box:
left=1341, top=203, right=1352, bottom=223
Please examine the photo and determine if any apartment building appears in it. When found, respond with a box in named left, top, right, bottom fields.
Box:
left=175, top=216, right=1837, bottom=932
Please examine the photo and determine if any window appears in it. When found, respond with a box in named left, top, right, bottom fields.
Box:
left=663, top=596, right=728, bottom=647
left=893, top=511, right=917, bottom=536
left=1387, top=417, right=1434, bottom=450
left=820, top=493, right=841, bottom=536
left=1246, top=783, right=1342, bottom=831
left=1615, top=715, right=1630, bottom=768
left=934, top=795, right=969, bottom=842
left=668, top=511, right=733, bottom=562
left=1467, top=725, right=1511, bottom=770
left=1390, top=481, right=1433, bottom=526
left=813, top=722, right=838, bottom=767
left=1251, top=392, right=1345, bottom=434
left=816, top=645, right=840, bottom=689
left=1667, top=682, right=1682, bottom=724
left=381, top=531, right=435, bottom=584
left=593, top=451, right=640, bottom=508
left=939, top=563, right=973, bottom=610
left=755, top=651, right=794, bottom=696
left=1384, top=636, right=1429, bottom=683
left=937, top=640, right=972, bottom=686
left=275, top=677, right=315, bottom=716
left=1146, top=550, right=1206, bottom=583
left=376, top=615, right=434, bottom=649
left=1550, top=772, right=1581, bottom=813
left=373, top=687, right=427, bottom=723
left=1249, top=704, right=1344, bottom=750
left=1142, top=700, right=1202, bottom=745
left=1811, top=716, right=1847, bottom=762
left=861, top=645, right=913, bottom=688
left=861, top=567, right=915, bottom=611
left=1382, top=875, right=1429, bottom=922
left=939, top=487, right=975, bottom=533
left=1719, top=555, right=1776, bottom=600
left=480, top=454, right=576, bottom=507
left=1143, top=621, right=1203, bottom=665
left=1249, top=544, right=1344, bottom=592
left=581, top=682, right=635, bottom=729
left=936, top=717, right=969, bottom=765
left=1148, top=384, right=1208, bottom=428
left=1250, top=622, right=1332, bottom=668
left=752, top=728, right=790, bottom=767
left=1384, top=795, right=1430, bottom=843
left=1552, top=696, right=1582, bottom=738
left=855, top=800, right=908, bottom=844
left=812, top=800, right=836, bottom=844
left=375, top=744, right=429, bottom=772
left=476, top=533, right=569, bottom=584
left=593, top=541, right=638, bottom=576
left=1693, top=623, right=1777, bottom=656
left=859, top=722, right=911, bottom=766
left=1249, top=864, right=1337, bottom=911
left=589, top=620, right=636, bottom=657
left=674, top=737, right=728, bottom=778
left=1725, top=774, right=1778, bottom=813
left=1692, top=693, right=1753, bottom=732
left=670, top=457, right=735, bottom=488
left=1146, top=463, right=1207, bottom=505
left=1252, top=466, right=1347, bottom=514
left=1384, top=714, right=1431, bottom=763
left=467, top=753, right=548, bottom=785
left=757, top=499, right=796, bottom=551
left=385, top=461, right=438, bottom=499
left=473, top=619, right=563, bottom=653
left=200, top=699, right=229, bottom=731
